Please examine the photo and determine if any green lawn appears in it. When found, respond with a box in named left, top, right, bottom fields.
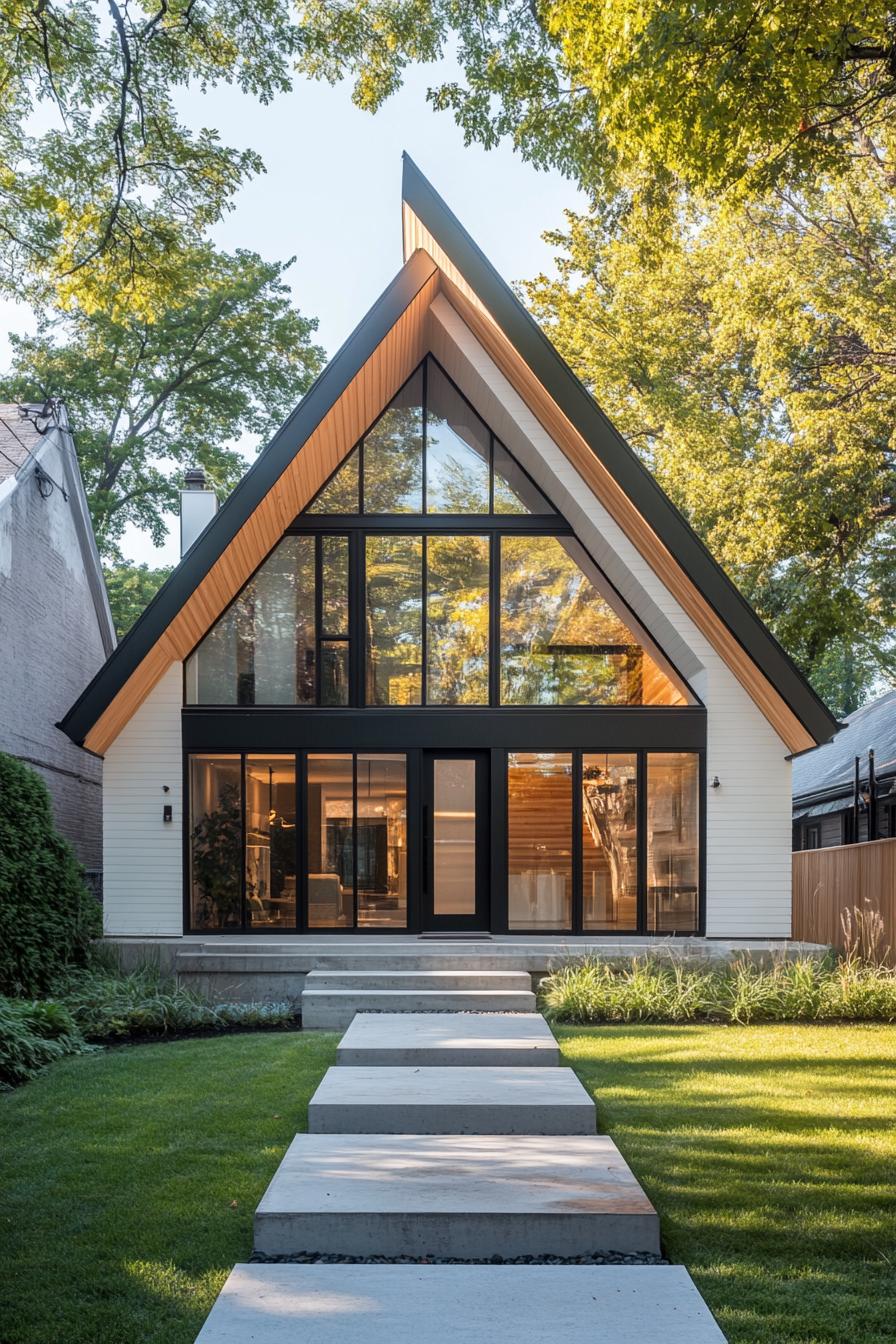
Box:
left=0, top=1032, right=338, bottom=1344
left=558, top=1024, right=896, bottom=1344
left=2, top=1026, right=893, bottom=1344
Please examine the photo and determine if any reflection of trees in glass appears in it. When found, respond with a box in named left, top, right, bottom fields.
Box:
left=191, top=779, right=242, bottom=928
left=188, top=535, right=316, bottom=704
left=308, top=447, right=359, bottom=513
left=364, top=368, right=424, bottom=512
left=425, top=450, right=490, bottom=514
left=426, top=535, right=489, bottom=704
left=366, top=535, right=423, bottom=704
left=500, top=535, right=680, bottom=706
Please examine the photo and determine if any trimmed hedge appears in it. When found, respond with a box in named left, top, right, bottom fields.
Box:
left=0, top=752, right=101, bottom=995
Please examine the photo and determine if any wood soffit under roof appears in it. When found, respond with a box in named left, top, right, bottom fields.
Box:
left=60, top=160, right=839, bottom=757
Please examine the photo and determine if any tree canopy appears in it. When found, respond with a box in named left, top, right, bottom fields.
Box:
left=294, top=1, right=896, bottom=197
left=0, top=244, right=324, bottom=559
left=524, top=167, right=896, bottom=714
left=0, top=0, right=300, bottom=309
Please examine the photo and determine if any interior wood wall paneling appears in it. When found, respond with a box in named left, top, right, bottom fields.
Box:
left=792, top=837, right=896, bottom=963
left=85, top=269, right=441, bottom=755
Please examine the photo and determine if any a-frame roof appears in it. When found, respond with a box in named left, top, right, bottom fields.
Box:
left=60, top=157, right=839, bottom=755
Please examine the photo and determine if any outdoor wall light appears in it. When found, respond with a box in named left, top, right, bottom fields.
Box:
left=711, top=776, right=721, bottom=789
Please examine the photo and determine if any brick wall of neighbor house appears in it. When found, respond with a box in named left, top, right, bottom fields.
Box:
left=429, top=298, right=794, bottom=938
left=0, top=429, right=108, bottom=872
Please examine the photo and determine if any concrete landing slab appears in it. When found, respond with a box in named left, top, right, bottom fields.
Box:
left=195, top=1264, right=727, bottom=1343
left=254, top=1133, right=659, bottom=1257
left=307, top=1066, right=595, bottom=1134
left=301, top=989, right=536, bottom=1032
left=337, top=1012, right=560, bottom=1066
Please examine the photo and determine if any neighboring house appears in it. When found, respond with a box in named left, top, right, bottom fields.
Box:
left=60, top=158, right=838, bottom=944
left=0, top=401, right=115, bottom=883
left=793, top=689, right=896, bottom=851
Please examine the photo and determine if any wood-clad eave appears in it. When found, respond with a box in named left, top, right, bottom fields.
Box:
left=79, top=260, right=441, bottom=755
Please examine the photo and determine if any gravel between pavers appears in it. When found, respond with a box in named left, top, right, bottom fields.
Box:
left=250, top=1251, right=669, bottom=1266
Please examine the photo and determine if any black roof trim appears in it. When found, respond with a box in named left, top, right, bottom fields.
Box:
left=401, top=153, right=839, bottom=746
left=60, top=249, right=439, bottom=748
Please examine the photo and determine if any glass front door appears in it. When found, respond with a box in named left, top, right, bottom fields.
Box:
left=421, top=751, right=489, bottom=930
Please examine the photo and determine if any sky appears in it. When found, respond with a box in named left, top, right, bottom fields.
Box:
left=0, top=62, right=585, bottom=569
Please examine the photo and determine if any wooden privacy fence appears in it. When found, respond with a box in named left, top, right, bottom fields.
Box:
left=792, top=837, right=896, bottom=958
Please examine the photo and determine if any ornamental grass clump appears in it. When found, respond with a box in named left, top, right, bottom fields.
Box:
left=56, top=962, right=296, bottom=1039
left=541, top=948, right=896, bottom=1025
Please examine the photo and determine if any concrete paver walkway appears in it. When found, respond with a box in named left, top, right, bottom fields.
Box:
left=196, top=1263, right=727, bottom=1342
left=194, top=991, right=728, bottom=1340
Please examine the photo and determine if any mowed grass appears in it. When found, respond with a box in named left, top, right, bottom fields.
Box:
left=557, top=1024, right=896, bottom=1344
left=0, top=1032, right=338, bottom=1344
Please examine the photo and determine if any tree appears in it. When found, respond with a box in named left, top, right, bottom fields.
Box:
left=522, top=168, right=896, bottom=715
left=0, top=243, right=324, bottom=558
left=103, top=561, right=172, bottom=638
left=0, top=0, right=299, bottom=308
left=294, top=0, right=896, bottom=196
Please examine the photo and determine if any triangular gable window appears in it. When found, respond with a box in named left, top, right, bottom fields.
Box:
left=304, top=356, right=555, bottom=516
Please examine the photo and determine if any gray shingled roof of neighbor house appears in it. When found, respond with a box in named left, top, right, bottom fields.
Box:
left=792, top=688, right=896, bottom=803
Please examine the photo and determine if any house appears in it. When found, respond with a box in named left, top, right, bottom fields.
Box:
left=0, top=401, right=115, bottom=886
left=59, top=158, right=838, bottom=948
left=793, top=688, right=896, bottom=850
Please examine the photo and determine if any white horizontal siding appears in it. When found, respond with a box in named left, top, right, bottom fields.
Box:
left=428, top=296, right=792, bottom=937
left=102, top=664, right=183, bottom=936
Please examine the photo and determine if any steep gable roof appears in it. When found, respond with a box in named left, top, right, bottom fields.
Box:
left=60, top=159, right=839, bottom=755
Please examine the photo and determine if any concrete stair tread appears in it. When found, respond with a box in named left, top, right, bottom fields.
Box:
left=336, top=1011, right=559, bottom=1066
left=254, top=1133, right=659, bottom=1257
left=304, top=970, right=532, bottom=988
left=301, top=990, right=537, bottom=1032
left=195, top=1264, right=727, bottom=1343
left=307, top=1065, right=595, bottom=1135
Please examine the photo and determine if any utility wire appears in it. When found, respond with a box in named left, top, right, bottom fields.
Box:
left=0, top=409, right=69, bottom=500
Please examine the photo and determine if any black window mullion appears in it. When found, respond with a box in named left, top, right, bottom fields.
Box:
left=352, top=753, right=358, bottom=930
left=353, top=531, right=365, bottom=707
left=488, top=431, right=495, bottom=514
left=240, top=754, right=247, bottom=932
left=637, top=750, right=648, bottom=935
left=422, top=356, right=429, bottom=515
left=314, top=534, right=322, bottom=704
left=298, top=750, right=307, bottom=933
left=421, top=534, right=428, bottom=707
left=572, top=751, right=583, bottom=934
left=488, top=533, right=500, bottom=707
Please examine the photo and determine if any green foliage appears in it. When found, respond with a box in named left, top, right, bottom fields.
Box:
left=0, top=753, right=101, bottom=997
left=0, top=997, right=93, bottom=1088
left=0, top=0, right=301, bottom=309
left=524, top=170, right=896, bottom=713
left=103, top=561, right=172, bottom=638
left=55, top=962, right=296, bottom=1039
left=541, top=954, right=896, bottom=1024
left=295, top=1, right=896, bottom=197
left=0, top=244, right=324, bottom=558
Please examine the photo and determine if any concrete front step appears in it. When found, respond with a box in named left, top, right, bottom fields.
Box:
left=336, top=1012, right=560, bottom=1066
left=254, top=1133, right=659, bottom=1258
left=307, top=1065, right=595, bottom=1135
left=195, top=1264, right=727, bottom=1343
left=304, top=969, right=533, bottom=990
left=301, top=989, right=536, bottom=1031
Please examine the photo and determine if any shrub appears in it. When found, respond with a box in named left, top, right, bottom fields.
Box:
left=540, top=954, right=896, bottom=1025
left=56, top=963, right=297, bottom=1039
left=0, top=752, right=101, bottom=995
left=0, top=997, right=93, bottom=1088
